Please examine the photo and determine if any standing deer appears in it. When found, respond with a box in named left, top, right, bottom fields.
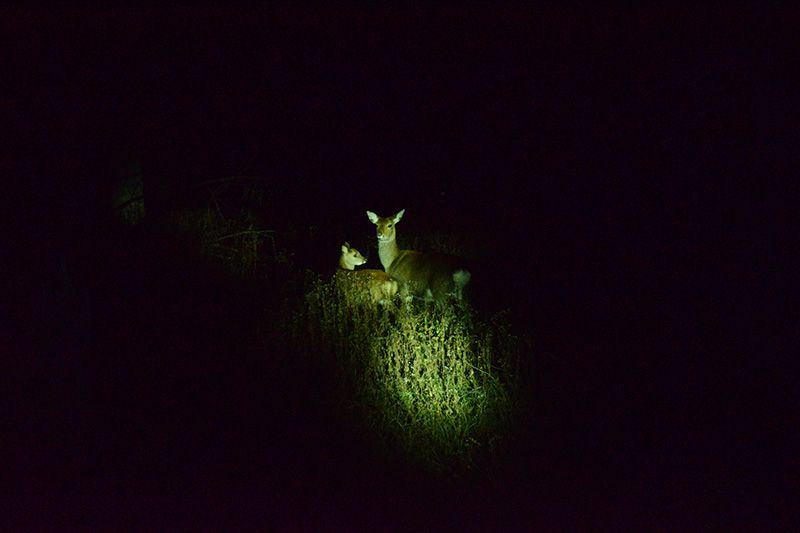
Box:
left=366, top=209, right=470, bottom=302
left=335, top=242, right=399, bottom=305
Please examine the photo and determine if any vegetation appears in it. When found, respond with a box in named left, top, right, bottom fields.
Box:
left=296, top=275, right=523, bottom=474
left=162, top=178, right=527, bottom=475
left=170, top=179, right=290, bottom=279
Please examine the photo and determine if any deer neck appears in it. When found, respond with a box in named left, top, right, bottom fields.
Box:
left=377, top=237, right=400, bottom=271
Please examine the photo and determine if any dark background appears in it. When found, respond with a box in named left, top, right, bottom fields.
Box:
left=4, top=4, right=790, bottom=529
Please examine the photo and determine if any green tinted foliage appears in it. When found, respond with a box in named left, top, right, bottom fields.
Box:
left=295, top=276, right=522, bottom=473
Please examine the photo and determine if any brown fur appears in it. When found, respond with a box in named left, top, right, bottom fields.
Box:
left=366, top=209, right=470, bottom=302
left=335, top=243, right=398, bottom=304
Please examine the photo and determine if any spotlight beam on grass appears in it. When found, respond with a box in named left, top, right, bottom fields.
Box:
left=296, top=276, right=522, bottom=473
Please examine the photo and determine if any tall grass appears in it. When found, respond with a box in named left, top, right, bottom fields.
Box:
left=165, top=183, right=527, bottom=473
left=295, top=275, right=523, bottom=473
left=169, top=181, right=289, bottom=278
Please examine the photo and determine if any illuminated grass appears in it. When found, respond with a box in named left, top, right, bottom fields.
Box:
left=167, top=189, right=526, bottom=473
left=296, top=276, right=522, bottom=473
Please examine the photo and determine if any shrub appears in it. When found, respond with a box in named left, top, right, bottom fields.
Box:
left=295, top=275, right=523, bottom=473
left=169, top=180, right=288, bottom=278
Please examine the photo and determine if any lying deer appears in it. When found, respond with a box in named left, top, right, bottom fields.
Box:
left=366, top=209, right=470, bottom=302
left=335, top=242, right=399, bottom=305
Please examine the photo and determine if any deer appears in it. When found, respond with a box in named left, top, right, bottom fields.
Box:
left=334, top=242, right=399, bottom=305
left=366, top=209, right=470, bottom=303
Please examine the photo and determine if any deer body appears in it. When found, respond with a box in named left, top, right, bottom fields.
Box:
left=335, top=243, right=398, bottom=304
left=366, top=209, right=470, bottom=302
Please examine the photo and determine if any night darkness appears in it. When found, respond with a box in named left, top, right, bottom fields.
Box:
left=5, top=4, right=790, bottom=530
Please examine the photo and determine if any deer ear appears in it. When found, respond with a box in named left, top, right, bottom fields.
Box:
left=341, top=244, right=349, bottom=253
left=394, top=209, right=405, bottom=223
left=366, top=211, right=378, bottom=223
